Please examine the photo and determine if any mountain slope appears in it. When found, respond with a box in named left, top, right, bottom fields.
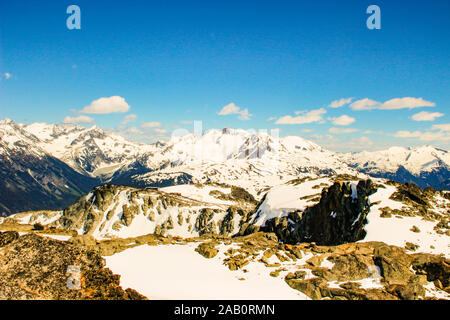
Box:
left=341, top=146, right=450, bottom=190
left=1, top=118, right=449, bottom=216
left=3, top=183, right=257, bottom=239
left=23, top=122, right=158, bottom=180
left=128, top=129, right=360, bottom=196
left=6, top=177, right=448, bottom=258
left=0, top=119, right=98, bottom=216
left=20, top=120, right=450, bottom=192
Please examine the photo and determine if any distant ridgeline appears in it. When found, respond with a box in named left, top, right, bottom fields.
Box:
left=0, top=118, right=449, bottom=215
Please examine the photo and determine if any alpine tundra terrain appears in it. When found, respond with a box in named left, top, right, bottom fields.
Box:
left=0, top=176, right=449, bottom=300
left=0, top=118, right=449, bottom=300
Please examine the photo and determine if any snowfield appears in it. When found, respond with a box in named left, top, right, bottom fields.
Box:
left=341, top=145, right=450, bottom=176
left=362, top=183, right=450, bottom=257
left=104, top=242, right=308, bottom=300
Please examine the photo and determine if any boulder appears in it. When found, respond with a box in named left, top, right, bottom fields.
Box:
left=373, top=245, right=414, bottom=284
left=195, top=241, right=219, bottom=259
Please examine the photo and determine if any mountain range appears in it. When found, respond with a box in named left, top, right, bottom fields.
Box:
left=0, top=118, right=449, bottom=215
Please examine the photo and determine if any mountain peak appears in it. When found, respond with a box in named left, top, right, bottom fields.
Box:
left=0, top=118, right=15, bottom=126
left=88, top=124, right=102, bottom=131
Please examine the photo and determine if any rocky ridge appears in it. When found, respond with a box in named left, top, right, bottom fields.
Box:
left=0, top=231, right=146, bottom=300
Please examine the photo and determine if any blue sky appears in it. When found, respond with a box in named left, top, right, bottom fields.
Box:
left=0, top=0, right=449, bottom=151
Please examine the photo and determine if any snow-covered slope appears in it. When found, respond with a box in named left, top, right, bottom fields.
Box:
left=364, top=182, right=450, bottom=257
left=6, top=177, right=449, bottom=258
left=19, top=123, right=358, bottom=194
left=246, top=177, right=449, bottom=257
left=22, top=122, right=158, bottom=179
left=130, top=128, right=360, bottom=197
left=342, top=146, right=450, bottom=189
left=249, top=177, right=333, bottom=227
left=0, top=119, right=98, bottom=216
left=1, top=119, right=45, bottom=157
left=1, top=118, right=449, bottom=216
left=3, top=183, right=256, bottom=240
left=104, top=242, right=308, bottom=300
left=13, top=119, right=450, bottom=193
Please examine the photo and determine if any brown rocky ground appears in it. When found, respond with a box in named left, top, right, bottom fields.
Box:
left=195, top=232, right=450, bottom=300
left=1, top=228, right=448, bottom=300
left=0, top=231, right=146, bottom=300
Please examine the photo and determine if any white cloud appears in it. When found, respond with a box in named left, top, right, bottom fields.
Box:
left=420, top=131, right=450, bottom=141
left=328, top=127, right=359, bottom=134
left=379, top=97, right=435, bottom=110
left=275, top=108, right=326, bottom=125
left=121, top=114, right=137, bottom=124
left=218, top=103, right=240, bottom=115
left=330, top=115, right=355, bottom=126
left=363, top=130, right=384, bottom=135
left=308, top=134, right=337, bottom=141
left=4, top=72, right=12, bottom=80
left=110, top=125, right=170, bottom=144
left=350, top=98, right=380, bottom=111
left=350, top=97, right=436, bottom=111
left=393, top=130, right=450, bottom=141
left=154, top=128, right=167, bottom=134
left=328, top=98, right=353, bottom=108
left=357, top=136, right=373, bottom=146
left=411, top=111, right=444, bottom=122
left=393, top=130, right=422, bottom=138
left=432, top=123, right=450, bottom=132
left=237, top=108, right=251, bottom=121
left=218, top=102, right=252, bottom=121
left=127, top=127, right=142, bottom=134
left=62, top=115, right=94, bottom=124
left=81, top=96, right=130, bottom=114
left=141, top=121, right=162, bottom=128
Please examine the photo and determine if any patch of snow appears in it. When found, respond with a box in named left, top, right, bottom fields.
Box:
left=105, top=243, right=308, bottom=300
left=362, top=184, right=450, bottom=257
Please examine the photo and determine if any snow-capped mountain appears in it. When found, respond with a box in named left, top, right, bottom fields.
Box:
left=341, top=146, right=450, bottom=189
left=22, top=122, right=158, bottom=179
left=0, top=119, right=98, bottom=216
left=20, top=123, right=360, bottom=196
left=18, top=120, right=450, bottom=193
left=1, top=118, right=449, bottom=215
left=127, top=128, right=359, bottom=196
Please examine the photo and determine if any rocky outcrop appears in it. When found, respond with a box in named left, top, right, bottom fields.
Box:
left=51, top=184, right=250, bottom=238
left=283, top=242, right=450, bottom=300
left=219, top=207, right=246, bottom=235
left=0, top=232, right=146, bottom=300
left=195, top=208, right=219, bottom=236
left=255, top=180, right=377, bottom=246
left=390, top=182, right=431, bottom=207
left=58, top=185, right=120, bottom=234
left=195, top=241, right=219, bottom=258
left=411, top=253, right=450, bottom=290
